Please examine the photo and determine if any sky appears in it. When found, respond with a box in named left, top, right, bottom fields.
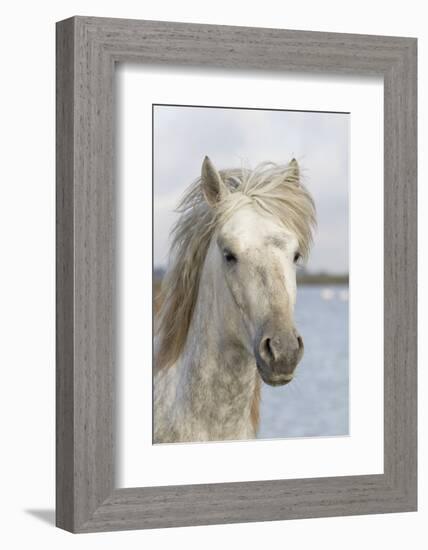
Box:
left=153, top=105, right=349, bottom=274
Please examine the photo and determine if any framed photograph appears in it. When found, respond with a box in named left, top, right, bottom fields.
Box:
left=56, top=16, right=417, bottom=532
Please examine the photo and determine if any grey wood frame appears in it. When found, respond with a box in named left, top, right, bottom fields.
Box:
left=56, top=16, right=417, bottom=533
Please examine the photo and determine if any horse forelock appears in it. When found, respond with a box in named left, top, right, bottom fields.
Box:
left=155, top=161, right=316, bottom=371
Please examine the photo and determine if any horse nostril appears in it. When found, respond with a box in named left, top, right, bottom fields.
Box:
left=259, top=333, right=302, bottom=364
left=263, top=337, right=275, bottom=361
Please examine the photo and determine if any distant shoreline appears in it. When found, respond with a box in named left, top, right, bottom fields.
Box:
left=296, top=274, right=348, bottom=286
left=153, top=270, right=348, bottom=287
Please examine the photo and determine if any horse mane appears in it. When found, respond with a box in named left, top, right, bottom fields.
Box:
left=155, top=161, right=316, bottom=371
left=250, top=376, right=261, bottom=433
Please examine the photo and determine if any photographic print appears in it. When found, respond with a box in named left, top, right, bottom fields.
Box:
left=153, top=104, right=349, bottom=444
left=56, top=19, right=416, bottom=531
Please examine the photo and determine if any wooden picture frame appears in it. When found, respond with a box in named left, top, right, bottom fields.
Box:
left=56, top=16, right=417, bottom=533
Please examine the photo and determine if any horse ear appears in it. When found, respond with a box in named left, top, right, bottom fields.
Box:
left=201, top=156, right=229, bottom=206
left=287, top=158, right=300, bottom=186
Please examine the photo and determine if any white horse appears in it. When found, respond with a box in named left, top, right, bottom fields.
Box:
left=154, top=157, right=316, bottom=443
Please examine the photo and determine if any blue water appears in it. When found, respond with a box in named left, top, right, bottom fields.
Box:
left=258, top=285, right=349, bottom=439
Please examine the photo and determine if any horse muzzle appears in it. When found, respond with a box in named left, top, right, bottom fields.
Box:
left=254, top=327, right=304, bottom=386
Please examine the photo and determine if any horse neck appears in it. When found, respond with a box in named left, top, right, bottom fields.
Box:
left=176, top=242, right=259, bottom=440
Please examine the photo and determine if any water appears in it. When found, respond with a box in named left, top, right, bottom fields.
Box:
left=258, top=285, right=349, bottom=439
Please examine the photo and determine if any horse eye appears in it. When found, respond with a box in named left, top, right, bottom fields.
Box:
left=223, top=249, right=237, bottom=264
left=293, top=252, right=302, bottom=264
